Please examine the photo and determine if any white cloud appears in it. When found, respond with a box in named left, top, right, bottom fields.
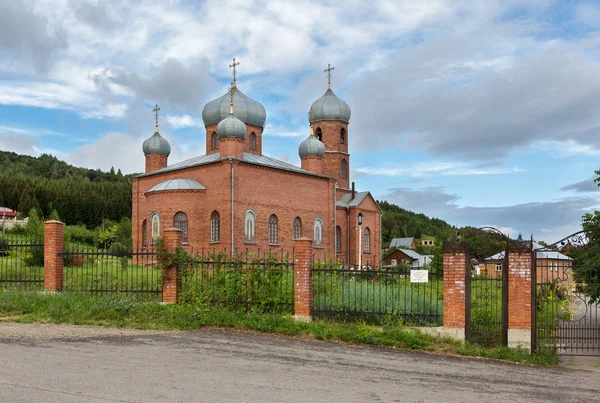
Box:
left=355, top=162, right=523, bottom=177
left=166, top=114, right=204, bottom=129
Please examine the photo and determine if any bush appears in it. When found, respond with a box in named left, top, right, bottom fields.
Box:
left=65, top=225, right=95, bottom=245
left=109, top=241, right=130, bottom=258
left=25, top=245, right=44, bottom=267
left=0, top=238, right=8, bottom=257
left=63, top=253, right=86, bottom=267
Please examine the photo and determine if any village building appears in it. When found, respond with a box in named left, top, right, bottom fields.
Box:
left=131, top=62, right=382, bottom=263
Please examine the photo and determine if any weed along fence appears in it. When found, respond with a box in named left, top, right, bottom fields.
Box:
left=9, top=220, right=598, bottom=356
left=312, top=262, right=443, bottom=326
left=0, top=233, right=44, bottom=291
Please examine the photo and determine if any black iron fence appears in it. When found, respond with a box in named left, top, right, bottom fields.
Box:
left=312, top=262, right=443, bottom=326
left=0, top=233, right=44, bottom=291
left=534, top=236, right=600, bottom=356
left=60, top=244, right=162, bottom=301
left=179, top=251, right=295, bottom=314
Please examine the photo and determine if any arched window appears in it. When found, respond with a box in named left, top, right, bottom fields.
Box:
left=210, top=211, right=220, bottom=242
left=174, top=212, right=188, bottom=243
left=341, top=159, right=348, bottom=179
left=244, top=210, right=255, bottom=242
left=151, top=212, right=160, bottom=240
left=335, top=226, right=342, bottom=252
left=340, top=128, right=345, bottom=144
left=268, top=214, right=278, bottom=244
left=315, top=127, right=322, bottom=142
left=211, top=132, right=218, bottom=149
left=250, top=132, right=256, bottom=150
left=364, top=227, right=371, bottom=252
left=142, top=219, right=147, bottom=248
left=293, top=217, right=302, bottom=239
left=313, top=218, right=323, bottom=247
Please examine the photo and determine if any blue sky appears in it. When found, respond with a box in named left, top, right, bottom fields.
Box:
left=1, top=0, right=600, bottom=242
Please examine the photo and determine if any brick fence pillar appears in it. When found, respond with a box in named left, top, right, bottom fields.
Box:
left=44, top=220, right=64, bottom=292
left=162, top=227, right=183, bottom=303
left=293, top=237, right=313, bottom=322
left=507, top=247, right=532, bottom=351
left=442, top=248, right=468, bottom=340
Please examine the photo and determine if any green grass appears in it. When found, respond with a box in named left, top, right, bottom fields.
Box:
left=313, top=271, right=443, bottom=326
left=0, top=291, right=559, bottom=366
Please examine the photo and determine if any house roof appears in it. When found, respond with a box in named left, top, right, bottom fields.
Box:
left=137, top=152, right=328, bottom=179
left=398, top=249, right=432, bottom=268
left=0, top=207, right=18, bottom=218
left=485, top=241, right=572, bottom=261
left=389, top=237, right=414, bottom=248
left=147, top=178, right=206, bottom=193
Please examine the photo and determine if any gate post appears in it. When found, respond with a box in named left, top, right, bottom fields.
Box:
left=442, top=247, right=468, bottom=340
left=293, top=237, right=313, bottom=322
left=162, top=227, right=183, bottom=304
left=44, top=220, right=64, bottom=292
left=507, top=246, right=533, bottom=351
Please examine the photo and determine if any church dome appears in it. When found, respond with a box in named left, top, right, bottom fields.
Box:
left=298, top=135, right=325, bottom=158
left=142, top=131, right=171, bottom=156
left=309, top=89, right=351, bottom=123
left=202, top=87, right=266, bottom=128
left=217, top=114, right=246, bottom=139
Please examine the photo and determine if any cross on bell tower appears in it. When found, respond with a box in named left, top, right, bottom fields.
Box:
left=229, top=57, right=240, bottom=87
left=153, top=104, right=161, bottom=131
left=324, top=64, right=335, bottom=89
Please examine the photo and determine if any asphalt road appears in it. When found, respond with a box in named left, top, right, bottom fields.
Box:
left=0, top=324, right=598, bottom=403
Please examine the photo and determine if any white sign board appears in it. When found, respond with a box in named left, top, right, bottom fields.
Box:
left=410, top=270, right=429, bottom=283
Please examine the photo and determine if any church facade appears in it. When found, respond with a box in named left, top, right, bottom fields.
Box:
left=131, top=64, right=381, bottom=264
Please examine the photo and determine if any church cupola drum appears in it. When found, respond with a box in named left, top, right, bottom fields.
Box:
left=142, top=104, right=171, bottom=173
left=309, top=64, right=352, bottom=189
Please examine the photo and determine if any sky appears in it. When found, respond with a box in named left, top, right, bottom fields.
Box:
left=1, top=0, right=600, bottom=243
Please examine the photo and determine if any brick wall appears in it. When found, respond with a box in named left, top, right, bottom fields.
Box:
left=443, top=248, right=467, bottom=328
left=145, top=154, right=168, bottom=173
left=162, top=227, right=183, bottom=303
left=310, top=120, right=350, bottom=189
left=205, top=123, right=264, bottom=156
left=507, top=248, right=532, bottom=330
left=44, top=220, right=64, bottom=291
left=293, top=238, right=313, bottom=318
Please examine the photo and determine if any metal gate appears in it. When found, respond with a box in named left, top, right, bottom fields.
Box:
left=465, top=227, right=509, bottom=347
left=533, top=229, right=600, bottom=356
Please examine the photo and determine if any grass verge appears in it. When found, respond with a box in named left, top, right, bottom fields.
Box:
left=0, top=291, right=558, bottom=366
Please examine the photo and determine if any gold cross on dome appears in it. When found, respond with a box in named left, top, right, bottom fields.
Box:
left=229, top=81, right=235, bottom=114
left=309, top=108, right=315, bottom=135
left=153, top=104, right=161, bottom=129
left=229, top=57, right=240, bottom=87
left=324, top=64, right=335, bottom=89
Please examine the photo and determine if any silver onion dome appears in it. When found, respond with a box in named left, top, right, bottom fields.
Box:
left=309, top=89, right=351, bottom=123
left=202, top=87, right=266, bottom=128
left=142, top=131, right=171, bottom=156
left=298, top=135, right=325, bottom=158
left=217, top=114, right=246, bottom=139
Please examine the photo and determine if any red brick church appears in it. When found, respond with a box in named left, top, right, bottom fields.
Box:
left=131, top=62, right=381, bottom=264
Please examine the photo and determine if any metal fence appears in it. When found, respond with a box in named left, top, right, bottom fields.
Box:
left=60, top=244, right=162, bottom=301
left=179, top=251, right=295, bottom=314
left=312, top=262, right=443, bottom=326
left=0, top=233, right=44, bottom=291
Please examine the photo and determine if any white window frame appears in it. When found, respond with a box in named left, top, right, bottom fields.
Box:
left=245, top=210, right=256, bottom=242
left=210, top=211, right=220, bottom=243
left=151, top=212, right=160, bottom=239
left=314, top=218, right=323, bottom=247
left=495, top=263, right=502, bottom=272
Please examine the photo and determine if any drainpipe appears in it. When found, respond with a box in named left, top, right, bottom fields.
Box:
left=229, top=158, right=235, bottom=257
left=333, top=181, right=338, bottom=260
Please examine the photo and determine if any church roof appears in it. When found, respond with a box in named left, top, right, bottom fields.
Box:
left=147, top=178, right=206, bottom=193
left=336, top=191, right=369, bottom=207
left=137, top=152, right=328, bottom=179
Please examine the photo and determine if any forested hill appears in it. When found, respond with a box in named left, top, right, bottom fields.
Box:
left=0, top=151, right=133, bottom=228
left=378, top=200, right=455, bottom=247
